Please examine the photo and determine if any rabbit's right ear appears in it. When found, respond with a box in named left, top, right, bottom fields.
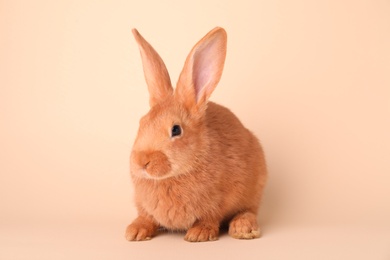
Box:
left=132, top=29, right=173, bottom=107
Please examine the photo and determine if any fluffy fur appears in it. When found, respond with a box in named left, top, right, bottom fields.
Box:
left=125, top=27, right=267, bottom=242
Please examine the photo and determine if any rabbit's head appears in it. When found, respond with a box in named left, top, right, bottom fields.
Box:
left=130, top=28, right=227, bottom=180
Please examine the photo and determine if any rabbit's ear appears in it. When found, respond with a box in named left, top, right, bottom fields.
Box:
left=176, top=27, right=227, bottom=113
left=132, top=29, right=173, bottom=107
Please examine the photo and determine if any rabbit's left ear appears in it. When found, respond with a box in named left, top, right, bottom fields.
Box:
left=132, top=29, right=173, bottom=107
left=175, top=27, right=227, bottom=113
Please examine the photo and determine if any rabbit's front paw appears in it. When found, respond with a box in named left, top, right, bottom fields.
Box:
left=125, top=216, right=159, bottom=241
left=184, top=223, right=219, bottom=242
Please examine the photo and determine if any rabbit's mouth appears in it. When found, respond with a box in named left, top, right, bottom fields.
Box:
left=138, top=169, right=175, bottom=180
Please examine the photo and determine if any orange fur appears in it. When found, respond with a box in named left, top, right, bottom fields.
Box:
left=126, top=27, right=267, bottom=242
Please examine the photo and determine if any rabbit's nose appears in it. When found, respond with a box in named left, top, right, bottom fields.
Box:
left=133, top=150, right=171, bottom=178
left=132, top=151, right=151, bottom=169
left=144, top=161, right=150, bottom=169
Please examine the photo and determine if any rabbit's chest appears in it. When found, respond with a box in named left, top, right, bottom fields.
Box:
left=142, top=186, right=198, bottom=230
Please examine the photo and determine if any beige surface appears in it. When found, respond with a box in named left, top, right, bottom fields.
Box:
left=1, top=0, right=389, bottom=259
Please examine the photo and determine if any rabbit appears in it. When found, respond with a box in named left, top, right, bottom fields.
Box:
left=125, top=27, right=267, bottom=242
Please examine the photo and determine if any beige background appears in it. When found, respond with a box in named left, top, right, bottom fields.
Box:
left=1, top=0, right=389, bottom=259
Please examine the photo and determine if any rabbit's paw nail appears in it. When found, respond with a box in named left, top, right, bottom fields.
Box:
left=184, top=226, right=218, bottom=242
left=229, top=228, right=261, bottom=239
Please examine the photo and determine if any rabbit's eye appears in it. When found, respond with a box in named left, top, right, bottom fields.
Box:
left=171, top=125, right=182, bottom=137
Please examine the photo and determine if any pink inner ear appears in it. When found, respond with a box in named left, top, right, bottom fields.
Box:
left=193, top=41, right=219, bottom=102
